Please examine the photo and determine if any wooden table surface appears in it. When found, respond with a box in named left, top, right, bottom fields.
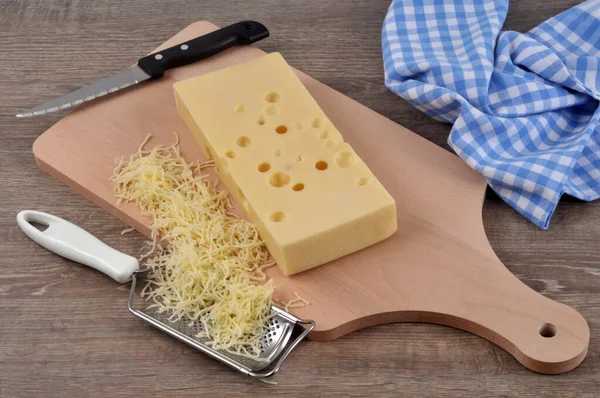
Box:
left=1, top=0, right=599, bottom=396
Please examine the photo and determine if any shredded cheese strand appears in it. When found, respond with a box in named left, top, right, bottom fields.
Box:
left=120, top=227, right=136, bottom=235
left=111, top=133, right=275, bottom=359
left=283, top=292, right=310, bottom=312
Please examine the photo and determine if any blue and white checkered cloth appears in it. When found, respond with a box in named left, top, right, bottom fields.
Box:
left=382, top=0, right=600, bottom=229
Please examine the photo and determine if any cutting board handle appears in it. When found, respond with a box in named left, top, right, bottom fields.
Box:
left=431, top=255, right=589, bottom=375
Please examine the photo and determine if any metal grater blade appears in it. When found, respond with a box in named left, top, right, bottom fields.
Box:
left=127, top=269, right=314, bottom=378
left=142, top=307, right=295, bottom=370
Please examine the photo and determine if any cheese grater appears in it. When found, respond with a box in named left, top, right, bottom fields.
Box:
left=17, top=210, right=314, bottom=379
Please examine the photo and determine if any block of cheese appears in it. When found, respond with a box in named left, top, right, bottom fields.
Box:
left=173, top=53, right=397, bottom=275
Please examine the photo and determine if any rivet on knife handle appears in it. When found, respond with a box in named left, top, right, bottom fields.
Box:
left=16, top=21, right=269, bottom=118
left=138, top=21, right=269, bottom=79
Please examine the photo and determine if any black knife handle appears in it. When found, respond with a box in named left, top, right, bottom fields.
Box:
left=137, top=21, right=269, bottom=79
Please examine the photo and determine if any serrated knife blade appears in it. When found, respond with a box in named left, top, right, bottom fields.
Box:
left=16, top=21, right=269, bottom=118
left=17, top=66, right=150, bottom=118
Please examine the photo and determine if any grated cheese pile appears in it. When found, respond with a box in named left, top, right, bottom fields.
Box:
left=111, top=133, right=276, bottom=359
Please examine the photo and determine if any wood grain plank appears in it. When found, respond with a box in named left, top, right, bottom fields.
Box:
left=1, top=0, right=598, bottom=396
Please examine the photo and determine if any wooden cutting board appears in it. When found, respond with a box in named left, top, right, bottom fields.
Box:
left=32, top=21, right=589, bottom=374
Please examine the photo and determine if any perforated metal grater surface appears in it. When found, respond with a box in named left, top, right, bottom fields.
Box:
left=129, top=269, right=314, bottom=377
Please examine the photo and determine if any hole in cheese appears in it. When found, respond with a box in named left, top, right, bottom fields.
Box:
left=265, top=92, right=280, bottom=103
left=258, top=162, right=271, bottom=172
left=269, top=172, right=291, bottom=187
left=296, top=155, right=303, bottom=162
left=292, top=183, right=304, bottom=191
left=318, top=130, right=328, bottom=139
left=270, top=211, right=286, bottom=222
left=236, top=136, right=251, bottom=147
left=258, top=117, right=265, bottom=125
left=264, top=104, right=280, bottom=116
left=315, top=160, right=328, bottom=171
left=225, top=151, right=236, bottom=159
left=234, top=104, right=245, bottom=113
left=311, top=118, right=323, bottom=128
left=335, top=151, right=355, bottom=168
left=358, top=177, right=369, bottom=186
left=275, top=125, right=288, bottom=134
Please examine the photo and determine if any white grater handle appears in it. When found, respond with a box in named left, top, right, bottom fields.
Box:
left=17, top=210, right=139, bottom=283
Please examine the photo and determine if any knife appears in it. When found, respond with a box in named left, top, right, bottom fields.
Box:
left=16, top=21, right=269, bottom=118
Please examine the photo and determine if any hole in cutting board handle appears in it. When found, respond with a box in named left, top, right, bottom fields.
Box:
left=538, top=323, right=557, bottom=338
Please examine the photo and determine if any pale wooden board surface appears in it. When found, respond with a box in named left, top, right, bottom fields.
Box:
left=1, top=0, right=599, bottom=396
